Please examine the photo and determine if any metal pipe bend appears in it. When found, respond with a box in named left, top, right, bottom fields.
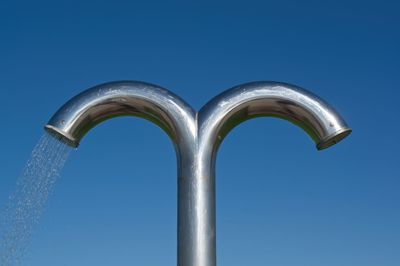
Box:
left=197, top=81, right=351, bottom=158
left=45, top=81, right=197, bottom=150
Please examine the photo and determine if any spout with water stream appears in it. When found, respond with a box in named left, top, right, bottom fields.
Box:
left=45, top=80, right=351, bottom=266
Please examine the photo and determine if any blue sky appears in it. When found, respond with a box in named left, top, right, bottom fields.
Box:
left=0, top=0, right=399, bottom=265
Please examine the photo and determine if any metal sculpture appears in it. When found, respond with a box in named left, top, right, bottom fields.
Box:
left=45, top=81, right=351, bottom=266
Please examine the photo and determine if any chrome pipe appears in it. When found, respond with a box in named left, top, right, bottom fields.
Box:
left=46, top=80, right=351, bottom=266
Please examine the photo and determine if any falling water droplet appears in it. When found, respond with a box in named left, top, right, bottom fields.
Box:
left=0, top=133, right=72, bottom=265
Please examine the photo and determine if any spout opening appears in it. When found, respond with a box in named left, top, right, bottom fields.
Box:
left=44, top=125, right=79, bottom=148
left=316, top=128, right=352, bottom=150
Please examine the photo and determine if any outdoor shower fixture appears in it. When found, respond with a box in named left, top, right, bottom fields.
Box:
left=45, top=80, right=351, bottom=266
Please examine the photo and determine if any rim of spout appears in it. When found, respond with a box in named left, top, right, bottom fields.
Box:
left=45, top=125, right=79, bottom=148
left=316, top=127, right=352, bottom=150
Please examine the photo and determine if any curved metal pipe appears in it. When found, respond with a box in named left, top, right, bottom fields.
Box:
left=45, top=80, right=351, bottom=266
left=198, top=81, right=351, bottom=156
left=193, top=81, right=351, bottom=266
left=45, top=81, right=196, bottom=150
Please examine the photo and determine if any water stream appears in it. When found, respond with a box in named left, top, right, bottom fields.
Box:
left=0, top=134, right=72, bottom=265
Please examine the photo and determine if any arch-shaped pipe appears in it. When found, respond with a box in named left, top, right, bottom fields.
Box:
left=194, top=81, right=351, bottom=266
left=45, top=81, right=197, bottom=151
left=198, top=81, right=351, bottom=158
left=45, top=81, right=201, bottom=265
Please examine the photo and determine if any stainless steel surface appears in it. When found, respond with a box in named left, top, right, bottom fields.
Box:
left=45, top=81, right=196, bottom=149
left=46, top=80, right=351, bottom=266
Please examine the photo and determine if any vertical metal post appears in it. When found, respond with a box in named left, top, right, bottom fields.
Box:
left=177, top=151, right=216, bottom=266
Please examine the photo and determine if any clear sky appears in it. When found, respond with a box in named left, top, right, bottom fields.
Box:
left=0, top=0, right=399, bottom=265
